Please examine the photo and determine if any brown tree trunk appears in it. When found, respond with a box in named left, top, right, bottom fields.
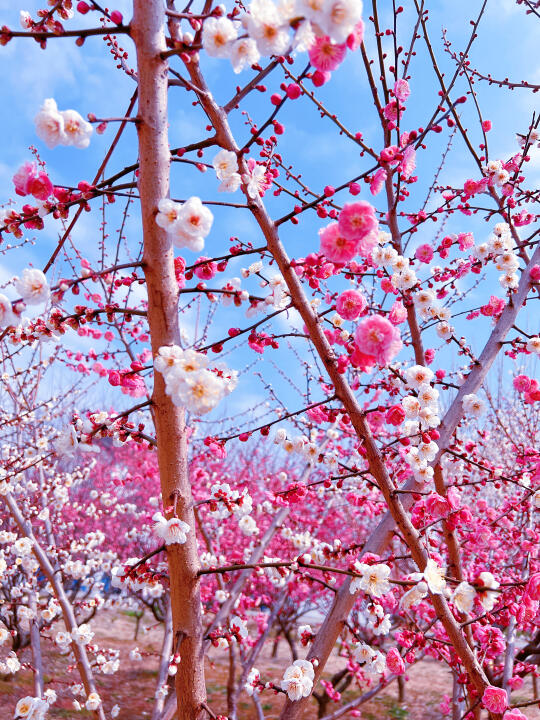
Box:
left=131, top=2, right=206, bottom=718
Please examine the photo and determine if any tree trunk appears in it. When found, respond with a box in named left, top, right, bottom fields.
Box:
left=131, top=2, right=206, bottom=718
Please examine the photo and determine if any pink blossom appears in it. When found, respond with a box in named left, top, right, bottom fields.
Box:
left=13, top=161, right=38, bottom=195
left=336, top=289, right=366, bottom=320
left=370, top=168, right=387, bottom=195
left=349, top=347, right=377, bottom=372
left=346, top=20, right=364, bottom=51
left=306, top=405, right=329, bottom=423
left=354, top=315, right=402, bottom=365
left=482, top=686, right=507, bottom=714
left=13, top=162, right=53, bottom=200
left=513, top=375, right=531, bottom=393
left=394, top=78, right=410, bottom=102
left=504, top=711, right=528, bottom=720
left=481, top=296, right=506, bottom=318
left=174, top=256, right=186, bottom=289
left=525, top=573, right=540, bottom=601
left=367, top=410, right=385, bottom=431
left=379, top=145, right=401, bottom=164
left=399, top=146, right=416, bottom=179
left=380, top=278, right=396, bottom=294
left=319, top=222, right=358, bottom=263
left=383, top=100, right=402, bottom=123
left=530, top=264, right=540, bottom=281
left=312, top=69, right=332, bottom=87
left=463, top=178, right=479, bottom=196
left=514, top=209, right=533, bottom=226
left=120, top=371, right=146, bottom=398
left=194, top=256, right=217, bottom=280
left=386, top=405, right=405, bottom=426
left=308, top=36, right=347, bottom=72
left=386, top=648, right=405, bottom=675
left=415, top=243, right=434, bottom=263
left=389, top=299, right=407, bottom=325
left=338, top=201, right=379, bottom=244
left=446, top=487, right=461, bottom=510
left=426, top=493, right=450, bottom=519
left=108, top=370, right=121, bottom=386
left=439, top=695, right=452, bottom=716
left=457, top=232, right=475, bottom=251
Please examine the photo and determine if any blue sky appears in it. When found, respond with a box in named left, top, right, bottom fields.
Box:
left=0, top=0, right=538, bottom=435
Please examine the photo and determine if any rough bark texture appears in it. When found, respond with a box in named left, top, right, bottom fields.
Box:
left=131, top=2, right=206, bottom=717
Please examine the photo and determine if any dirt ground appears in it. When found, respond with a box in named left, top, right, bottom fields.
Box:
left=1, top=611, right=538, bottom=719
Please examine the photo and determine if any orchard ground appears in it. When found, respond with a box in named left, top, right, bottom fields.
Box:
left=1, top=611, right=538, bottom=720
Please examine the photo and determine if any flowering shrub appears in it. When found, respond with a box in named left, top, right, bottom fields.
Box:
left=0, top=1, right=539, bottom=720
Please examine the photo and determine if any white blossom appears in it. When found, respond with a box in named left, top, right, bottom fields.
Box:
left=156, top=199, right=182, bottom=230
left=280, top=659, right=314, bottom=701
left=153, top=514, right=191, bottom=546
left=0, top=294, right=15, bottom=328
left=401, top=580, right=428, bottom=610
left=85, top=692, right=101, bottom=711
left=423, top=559, right=446, bottom=595
left=350, top=563, right=391, bottom=598
left=451, top=581, right=476, bottom=614
left=54, top=427, right=79, bottom=457
left=462, top=393, right=486, bottom=417
left=13, top=269, right=49, bottom=306
left=212, top=149, right=239, bottom=180
left=477, top=571, right=499, bottom=611
left=319, top=0, right=363, bottom=43
left=526, top=336, right=540, bottom=355
left=202, top=17, right=238, bottom=58
left=238, top=515, right=259, bottom=536
left=245, top=0, right=290, bottom=56
left=155, top=346, right=237, bottom=415
left=34, top=98, right=66, bottom=149
left=61, top=109, right=93, bottom=149
left=230, top=37, right=260, bottom=73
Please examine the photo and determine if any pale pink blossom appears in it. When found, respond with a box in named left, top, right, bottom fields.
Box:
left=338, top=201, right=378, bottom=241
left=13, top=162, right=54, bottom=201
left=308, top=36, right=347, bottom=72
left=319, top=222, right=358, bottom=263
left=336, top=289, right=366, bottom=319
left=34, top=98, right=66, bottom=149
left=354, top=315, right=402, bottom=365
left=385, top=648, right=405, bottom=675
left=370, top=168, right=387, bottom=195
left=13, top=268, right=49, bottom=306
left=394, top=78, right=410, bottom=102
left=61, top=109, right=93, bottom=149
left=482, top=686, right=507, bottom=714
left=0, top=294, right=15, bottom=328
left=415, top=243, right=434, bottom=263
left=399, top=146, right=416, bottom=179
left=389, top=299, right=407, bottom=324
left=346, top=19, right=365, bottom=51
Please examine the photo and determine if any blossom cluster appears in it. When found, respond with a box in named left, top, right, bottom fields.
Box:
left=280, top=658, right=315, bottom=701
left=473, top=222, right=521, bottom=291
left=319, top=201, right=379, bottom=263
left=0, top=268, right=50, bottom=330
left=34, top=98, right=93, bottom=149
left=156, top=196, right=214, bottom=252
left=202, top=0, right=364, bottom=75
left=154, top=346, right=237, bottom=415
